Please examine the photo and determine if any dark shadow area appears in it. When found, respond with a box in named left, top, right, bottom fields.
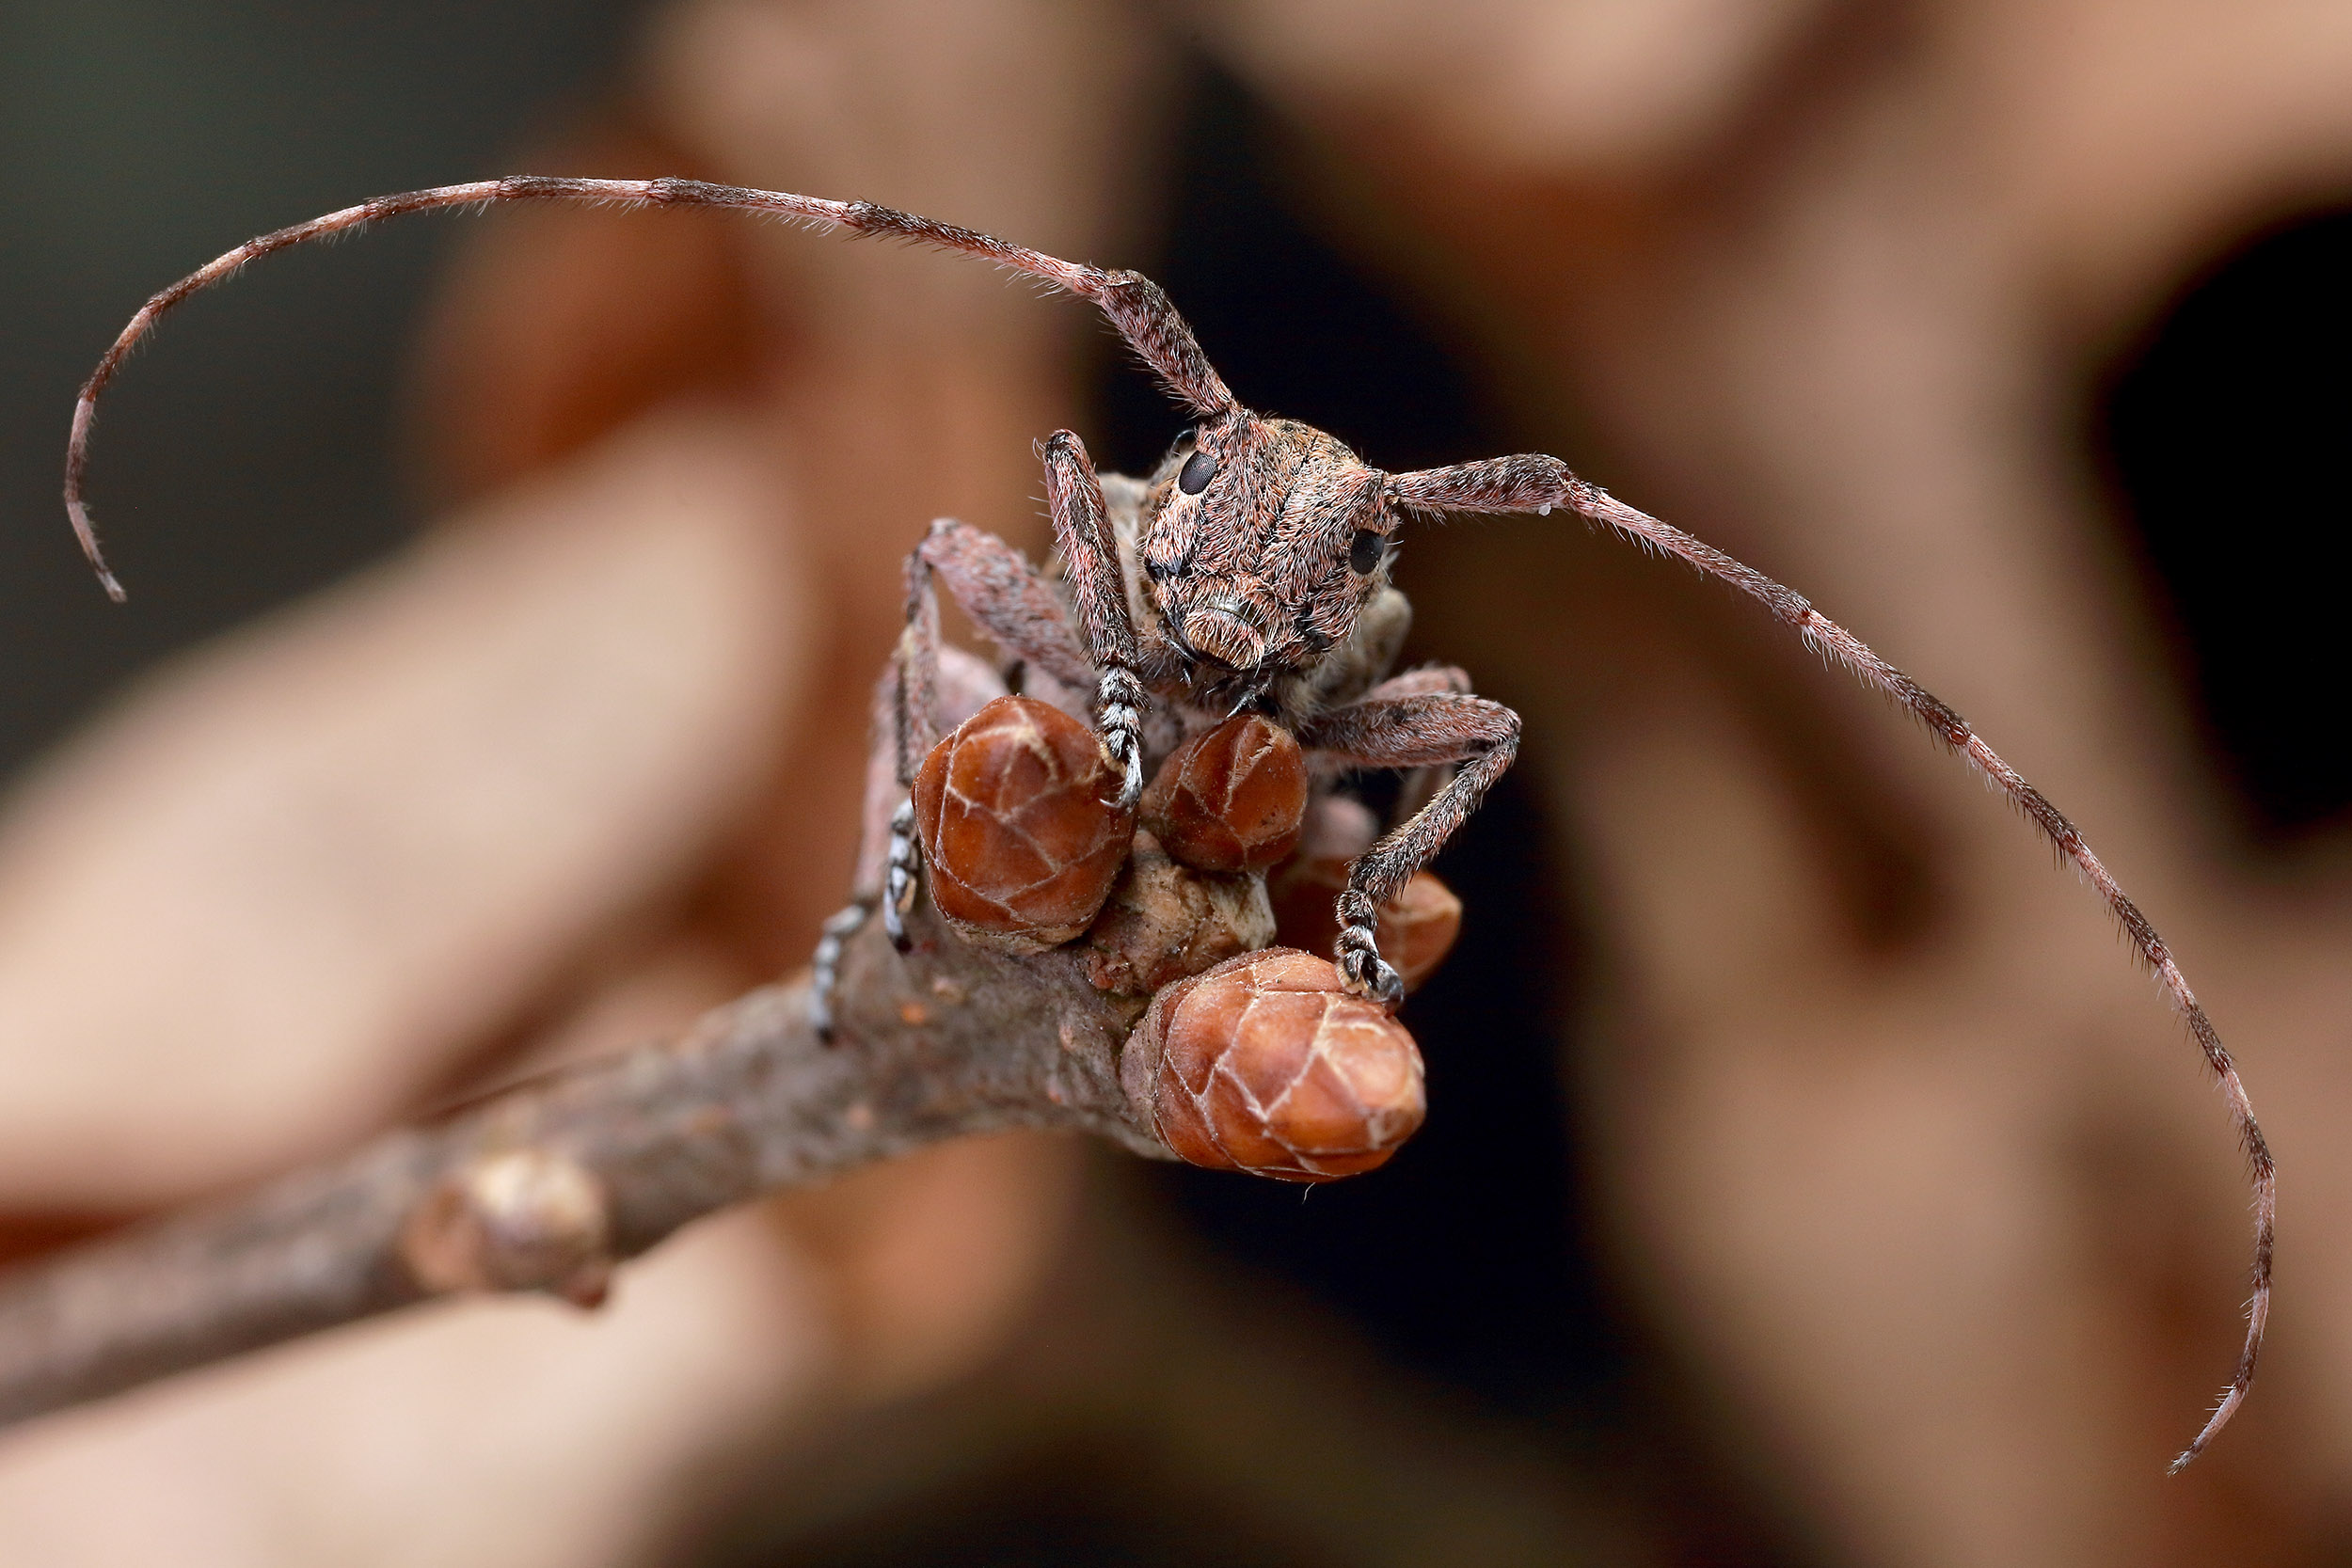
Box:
left=774, top=1430, right=1337, bottom=1568
left=2098, top=203, right=2352, bottom=841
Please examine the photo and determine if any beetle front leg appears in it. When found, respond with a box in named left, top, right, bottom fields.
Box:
left=914, top=517, right=1096, bottom=688
left=1038, top=431, right=1146, bottom=807
left=1298, top=690, right=1520, bottom=1003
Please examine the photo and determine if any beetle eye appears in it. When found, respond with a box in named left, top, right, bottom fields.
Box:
left=1349, top=529, right=1387, bottom=574
left=1178, top=448, right=1216, bottom=495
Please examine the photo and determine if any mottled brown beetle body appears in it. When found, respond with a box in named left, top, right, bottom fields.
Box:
left=1122, top=422, right=1406, bottom=726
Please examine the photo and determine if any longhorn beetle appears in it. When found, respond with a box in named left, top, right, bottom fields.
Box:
left=59, top=175, right=2272, bottom=1470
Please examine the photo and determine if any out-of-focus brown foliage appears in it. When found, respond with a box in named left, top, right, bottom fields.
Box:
left=1197, top=1, right=2352, bottom=1562
left=405, top=117, right=767, bottom=509
left=0, top=2, right=1170, bottom=1561
left=7, top=0, right=2352, bottom=1562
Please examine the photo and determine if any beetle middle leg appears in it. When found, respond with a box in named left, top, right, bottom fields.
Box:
left=1298, top=688, right=1520, bottom=1003
left=911, top=516, right=1097, bottom=689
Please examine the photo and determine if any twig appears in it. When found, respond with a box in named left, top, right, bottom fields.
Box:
left=0, top=900, right=1165, bottom=1430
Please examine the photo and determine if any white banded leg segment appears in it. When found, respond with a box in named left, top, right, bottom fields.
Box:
left=882, top=797, right=920, bottom=951
left=1334, top=888, right=1405, bottom=1006
left=1096, top=667, right=1146, bottom=808
left=808, top=901, right=872, bottom=1040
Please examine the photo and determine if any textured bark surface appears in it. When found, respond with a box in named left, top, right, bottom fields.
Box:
left=1083, top=829, right=1277, bottom=998
left=0, top=898, right=1164, bottom=1430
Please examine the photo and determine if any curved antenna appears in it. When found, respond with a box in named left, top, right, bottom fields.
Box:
left=64, top=177, right=1237, bottom=600
left=1388, top=452, right=2273, bottom=1472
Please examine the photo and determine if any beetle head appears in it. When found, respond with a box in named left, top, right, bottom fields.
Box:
left=1136, top=413, right=1393, bottom=680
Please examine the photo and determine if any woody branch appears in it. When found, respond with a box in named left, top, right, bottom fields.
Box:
left=0, top=899, right=1162, bottom=1431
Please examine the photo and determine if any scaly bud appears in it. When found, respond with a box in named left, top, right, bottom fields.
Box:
left=1132, top=948, right=1425, bottom=1181
left=1269, top=859, right=1462, bottom=995
left=1139, top=714, right=1308, bottom=873
left=913, top=695, right=1134, bottom=952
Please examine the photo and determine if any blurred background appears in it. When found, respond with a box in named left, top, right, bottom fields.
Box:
left=1, top=1, right=2349, bottom=1563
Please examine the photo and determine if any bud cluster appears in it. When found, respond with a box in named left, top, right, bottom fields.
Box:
left=909, top=705, right=1462, bottom=1182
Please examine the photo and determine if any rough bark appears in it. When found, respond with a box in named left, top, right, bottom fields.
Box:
left=0, top=899, right=1164, bottom=1429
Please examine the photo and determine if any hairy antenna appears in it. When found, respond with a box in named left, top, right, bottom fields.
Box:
left=1388, top=454, right=2273, bottom=1469
left=62, top=176, right=1236, bottom=600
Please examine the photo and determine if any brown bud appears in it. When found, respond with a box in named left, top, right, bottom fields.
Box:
left=914, top=695, right=1134, bottom=952
left=1083, top=829, right=1276, bottom=996
left=1295, top=792, right=1379, bottom=862
left=1135, top=948, right=1425, bottom=1182
left=400, top=1148, right=613, bottom=1307
left=1269, top=862, right=1463, bottom=994
left=1139, top=714, right=1308, bottom=873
